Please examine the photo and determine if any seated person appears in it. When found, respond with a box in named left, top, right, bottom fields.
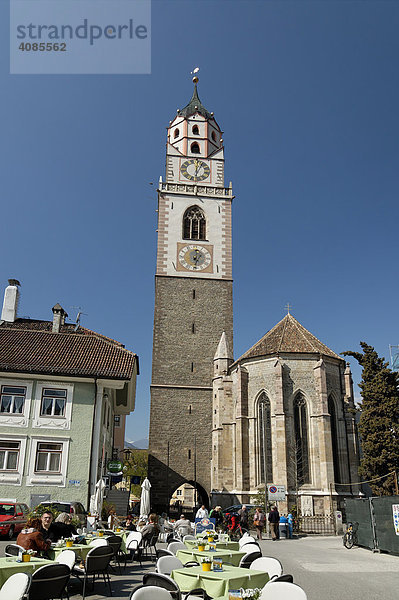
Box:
left=122, top=515, right=136, bottom=531
left=39, top=511, right=58, bottom=542
left=173, top=513, right=192, bottom=536
left=52, top=512, right=78, bottom=540
left=140, top=513, right=160, bottom=544
left=17, top=518, right=51, bottom=554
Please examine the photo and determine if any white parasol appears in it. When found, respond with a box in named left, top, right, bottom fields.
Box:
left=140, top=477, right=151, bottom=517
left=90, top=478, right=106, bottom=517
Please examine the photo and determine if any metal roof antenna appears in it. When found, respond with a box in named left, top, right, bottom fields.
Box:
left=70, top=306, right=87, bottom=331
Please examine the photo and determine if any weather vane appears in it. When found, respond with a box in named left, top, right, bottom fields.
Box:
left=191, top=66, right=199, bottom=83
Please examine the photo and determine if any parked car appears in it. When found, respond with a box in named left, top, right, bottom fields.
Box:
left=222, top=503, right=256, bottom=516
left=35, top=501, right=87, bottom=526
left=0, top=502, right=29, bottom=539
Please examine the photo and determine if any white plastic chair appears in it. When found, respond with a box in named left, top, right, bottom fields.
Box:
left=261, top=582, right=308, bottom=599
left=130, top=586, right=173, bottom=600
left=156, top=555, right=184, bottom=576
left=183, top=534, right=196, bottom=542
left=239, top=534, right=256, bottom=547
left=167, top=541, right=186, bottom=555
left=240, top=543, right=262, bottom=554
left=250, top=556, right=283, bottom=579
left=0, top=572, right=30, bottom=600
left=89, top=537, right=108, bottom=547
left=56, top=549, right=76, bottom=570
left=126, top=531, right=142, bottom=549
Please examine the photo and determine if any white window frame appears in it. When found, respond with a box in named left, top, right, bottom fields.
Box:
left=0, top=379, right=32, bottom=429
left=0, top=435, right=27, bottom=486
left=35, top=441, right=63, bottom=473
left=26, top=436, right=70, bottom=487
left=33, top=382, right=73, bottom=430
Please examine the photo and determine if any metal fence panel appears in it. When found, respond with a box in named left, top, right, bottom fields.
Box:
left=298, top=516, right=334, bottom=535
left=371, top=496, right=399, bottom=554
left=344, top=498, right=375, bottom=549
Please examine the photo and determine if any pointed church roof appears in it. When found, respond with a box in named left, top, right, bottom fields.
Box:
left=179, top=83, right=212, bottom=120
left=214, top=331, right=232, bottom=360
left=236, top=314, right=342, bottom=363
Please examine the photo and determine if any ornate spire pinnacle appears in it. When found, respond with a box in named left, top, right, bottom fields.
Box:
left=214, top=331, right=232, bottom=360
left=178, top=74, right=212, bottom=120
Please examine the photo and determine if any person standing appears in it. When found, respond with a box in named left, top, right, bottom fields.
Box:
left=209, top=506, right=224, bottom=529
left=268, top=506, right=280, bottom=540
left=238, top=505, right=249, bottom=533
left=195, top=504, right=209, bottom=519
left=253, top=507, right=266, bottom=540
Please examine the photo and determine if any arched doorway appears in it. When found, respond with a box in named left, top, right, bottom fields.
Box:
left=168, top=480, right=209, bottom=520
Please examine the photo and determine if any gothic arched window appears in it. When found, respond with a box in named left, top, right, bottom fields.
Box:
left=174, top=128, right=179, bottom=139
left=258, top=393, right=273, bottom=484
left=293, top=393, right=310, bottom=485
left=211, top=131, right=216, bottom=142
left=183, top=206, right=206, bottom=240
left=192, top=125, right=199, bottom=135
left=191, top=142, right=200, bottom=154
left=328, top=395, right=341, bottom=483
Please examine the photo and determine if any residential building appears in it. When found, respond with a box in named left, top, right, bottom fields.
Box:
left=0, top=280, right=138, bottom=508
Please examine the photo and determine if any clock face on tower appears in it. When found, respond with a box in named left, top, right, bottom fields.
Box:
left=180, top=159, right=210, bottom=182
left=177, top=243, right=213, bottom=272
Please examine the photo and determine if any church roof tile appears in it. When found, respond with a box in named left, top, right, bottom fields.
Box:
left=236, top=314, right=342, bottom=363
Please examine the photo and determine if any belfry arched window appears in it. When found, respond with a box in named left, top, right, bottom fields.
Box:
left=191, top=142, right=200, bottom=154
left=293, top=393, right=310, bottom=485
left=258, top=393, right=273, bottom=484
left=183, top=206, right=206, bottom=240
left=174, top=128, right=179, bottom=139
left=192, top=125, right=199, bottom=135
left=328, top=395, right=341, bottom=483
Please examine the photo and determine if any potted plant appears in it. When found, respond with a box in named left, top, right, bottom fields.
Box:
left=22, top=549, right=36, bottom=562
left=201, top=557, right=212, bottom=572
left=240, top=589, right=262, bottom=599
left=65, top=537, right=74, bottom=548
left=197, top=541, right=206, bottom=551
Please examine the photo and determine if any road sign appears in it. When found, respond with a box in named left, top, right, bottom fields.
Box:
left=267, top=484, right=286, bottom=502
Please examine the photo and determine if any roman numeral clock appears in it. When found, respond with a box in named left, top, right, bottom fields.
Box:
left=148, top=75, right=234, bottom=513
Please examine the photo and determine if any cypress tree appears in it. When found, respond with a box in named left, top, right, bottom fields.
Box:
left=343, top=342, right=399, bottom=495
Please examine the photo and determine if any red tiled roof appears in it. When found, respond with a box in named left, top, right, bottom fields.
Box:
left=0, top=319, right=137, bottom=379
left=236, top=314, right=342, bottom=363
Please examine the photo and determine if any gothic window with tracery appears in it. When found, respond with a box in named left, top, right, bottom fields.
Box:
left=183, top=206, right=206, bottom=240
left=328, top=395, right=341, bottom=483
left=293, top=393, right=310, bottom=485
left=258, top=393, right=273, bottom=484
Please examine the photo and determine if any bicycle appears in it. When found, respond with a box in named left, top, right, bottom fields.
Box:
left=343, top=521, right=358, bottom=549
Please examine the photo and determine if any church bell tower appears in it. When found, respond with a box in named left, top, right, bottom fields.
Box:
left=148, top=76, right=234, bottom=511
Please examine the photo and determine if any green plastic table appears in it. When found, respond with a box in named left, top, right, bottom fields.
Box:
left=171, top=564, right=269, bottom=599
left=177, top=548, right=246, bottom=567
left=185, top=540, right=240, bottom=551
left=0, top=556, right=53, bottom=589
left=48, top=543, right=92, bottom=561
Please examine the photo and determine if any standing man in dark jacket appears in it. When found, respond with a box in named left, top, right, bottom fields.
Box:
left=268, top=506, right=280, bottom=540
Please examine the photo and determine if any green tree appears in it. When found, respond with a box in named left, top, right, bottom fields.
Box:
left=123, top=449, right=148, bottom=499
left=343, top=342, right=399, bottom=495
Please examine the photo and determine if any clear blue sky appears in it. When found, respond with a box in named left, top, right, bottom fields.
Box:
left=1, top=1, right=399, bottom=442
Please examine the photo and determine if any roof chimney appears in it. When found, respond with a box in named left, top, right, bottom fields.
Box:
left=52, top=303, right=68, bottom=333
left=1, top=279, right=21, bottom=322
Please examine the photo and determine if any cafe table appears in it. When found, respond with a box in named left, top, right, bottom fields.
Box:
left=171, top=564, right=269, bottom=599
left=48, top=543, right=93, bottom=561
left=0, top=556, right=53, bottom=589
left=185, top=540, right=240, bottom=552
left=177, top=548, right=246, bottom=567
